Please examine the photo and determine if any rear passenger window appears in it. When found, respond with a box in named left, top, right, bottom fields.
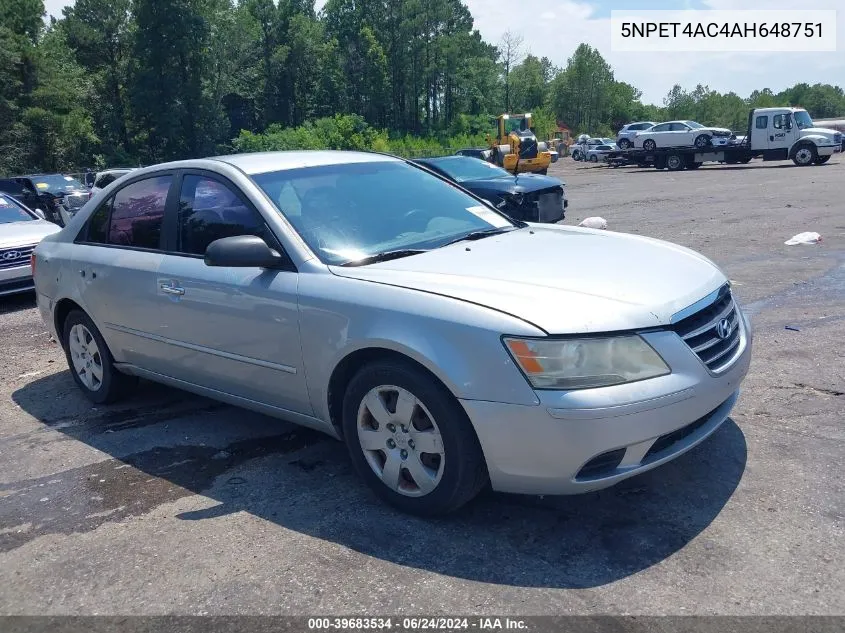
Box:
left=177, top=175, right=266, bottom=256
left=108, top=176, right=171, bottom=249
left=85, top=198, right=112, bottom=243
left=756, top=116, right=768, bottom=129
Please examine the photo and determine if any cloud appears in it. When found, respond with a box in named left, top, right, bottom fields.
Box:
left=463, top=0, right=845, bottom=104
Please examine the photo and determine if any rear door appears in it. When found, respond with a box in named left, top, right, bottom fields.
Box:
left=73, top=172, right=179, bottom=375
left=153, top=170, right=311, bottom=415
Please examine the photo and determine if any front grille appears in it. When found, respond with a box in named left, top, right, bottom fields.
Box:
left=643, top=403, right=722, bottom=461
left=63, top=193, right=88, bottom=210
left=575, top=448, right=626, bottom=480
left=535, top=188, right=565, bottom=222
left=671, top=285, right=741, bottom=371
left=0, top=244, right=36, bottom=270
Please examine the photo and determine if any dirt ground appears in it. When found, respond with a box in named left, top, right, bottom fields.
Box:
left=1, top=155, right=843, bottom=616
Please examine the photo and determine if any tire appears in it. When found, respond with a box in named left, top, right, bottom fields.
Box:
left=538, top=168, right=548, bottom=175
left=792, top=143, right=817, bottom=166
left=618, top=138, right=631, bottom=150
left=643, top=139, right=656, bottom=152
left=342, top=360, right=488, bottom=516
left=666, top=153, right=685, bottom=171
left=813, top=155, right=831, bottom=165
left=572, top=150, right=581, bottom=161
left=687, top=161, right=702, bottom=169
left=739, top=157, right=752, bottom=164
left=589, top=154, right=598, bottom=163
left=62, top=309, right=137, bottom=404
left=694, top=134, right=712, bottom=149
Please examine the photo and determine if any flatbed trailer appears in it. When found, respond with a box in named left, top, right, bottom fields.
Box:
left=605, top=107, right=842, bottom=172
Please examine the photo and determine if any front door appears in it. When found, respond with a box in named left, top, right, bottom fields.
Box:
left=154, top=172, right=312, bottom=416
left=769, top=112, right=798, bottom=150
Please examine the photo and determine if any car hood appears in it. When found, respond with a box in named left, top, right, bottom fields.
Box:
left=330, top=225, right=727, bottom=334
left=801, top=127, right=840, bottom=140
left=462, top=174, right=563, bottom=193
left=0, top=220, right=61, bottom=248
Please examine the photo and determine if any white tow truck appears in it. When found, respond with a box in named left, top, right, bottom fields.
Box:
left=609, top=107, right=842, bottom=171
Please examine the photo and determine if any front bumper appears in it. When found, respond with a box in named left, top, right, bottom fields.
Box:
left=0, top=264, right=35, bottom=296
left=462, top=310, right=752, bottom=495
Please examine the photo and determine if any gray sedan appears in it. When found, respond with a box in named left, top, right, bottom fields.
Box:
left=33, top=151, right=752, bottom=515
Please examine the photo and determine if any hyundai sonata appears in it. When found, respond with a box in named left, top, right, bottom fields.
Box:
left=33, top=151, right=751, bottom=515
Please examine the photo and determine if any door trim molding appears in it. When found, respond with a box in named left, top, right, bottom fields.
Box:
left=105, top=322, right=297, bottom=374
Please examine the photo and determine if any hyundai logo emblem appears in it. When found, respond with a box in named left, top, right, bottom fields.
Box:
left=0, top=250, right=21, bottom=261
left=716, top=318, right=733, bottom=340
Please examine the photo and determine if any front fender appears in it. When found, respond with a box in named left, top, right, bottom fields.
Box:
left=297, top=273, right=544, bottom=424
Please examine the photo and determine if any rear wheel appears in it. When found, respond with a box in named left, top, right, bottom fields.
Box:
left=618, top=138, right=632, bottom=150
left=342, top=360, right=488, bottom=516
left=538, top=168, right=548, bottom=175
left=643, top=139, right=657, bottom=152
left=813, top=155, right=831, bottom=165
left=589, top=154, right=598, bottom=163
left=792, top=143, right=817, bottom=166
left=687, top=161, right=702, bottom=169
left=62, top=310, right=137, bottom=404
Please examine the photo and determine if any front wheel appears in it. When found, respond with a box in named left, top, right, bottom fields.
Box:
left=694, top=134, right=712, bottom=149
left=792, top=143, right=817, bottom=166
left=813, top=155, right=831, bottom=165
left=643, top=139, right=657, bottom=152
left=342, top=360, right=488, bottom=516
left=62, top=310, right=137, bottom=403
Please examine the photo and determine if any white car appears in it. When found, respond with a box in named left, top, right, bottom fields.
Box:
left=635, top=121, right=733, bottom=151
left=90, top=168, right=136, bottom=197
left=585, top=143, right=617, bottom=163
left=0, top=193, right=61, bottom=296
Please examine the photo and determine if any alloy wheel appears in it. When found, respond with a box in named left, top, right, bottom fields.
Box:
left=68, top=324, right=104, bottom=391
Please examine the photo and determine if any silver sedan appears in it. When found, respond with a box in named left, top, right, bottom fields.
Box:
left=0, top=193, right=61, bottom=296
left=33, top=151, right=752, bottom=515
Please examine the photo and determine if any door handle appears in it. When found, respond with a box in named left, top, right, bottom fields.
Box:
left=159, top=283, right=185, bottom=296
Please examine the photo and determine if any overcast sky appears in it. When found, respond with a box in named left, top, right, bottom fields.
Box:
left=45, top=0, right=844, bottom=106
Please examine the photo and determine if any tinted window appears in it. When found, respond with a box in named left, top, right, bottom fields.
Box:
left=423, top=158, right=511, bottom=183
left=651, top=123, right=671, bottom=132
left=95, top=174, right=117, bottom=188
left=85, top=198, right=112, bottom=243
left=669, top=123, right=690, bottom=131
left=178, top=175, right=266, bottom=256
left=108, top=176, right=171, bottom=249
left=252, top=161, right=515, bottom=266
left=756, top=116, right=768, bottom=129
left=0, top=180, right=24, bottom=195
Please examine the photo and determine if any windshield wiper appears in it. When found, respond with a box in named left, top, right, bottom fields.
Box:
left=442, top=226, right=516, bottom=247
left=340, top=249, right=429, bottom=267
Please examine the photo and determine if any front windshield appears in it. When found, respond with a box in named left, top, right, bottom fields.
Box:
left=252, top=161, right=516, bottom=265
left=430, top=158, right=512, bottom=183
left=30, top=174, right=86, bottom=193
left=0, top=195, right=35, bottom=223
left=794, top=110, right=814, bottom=129
left=686, top=121, right=704, bottom=129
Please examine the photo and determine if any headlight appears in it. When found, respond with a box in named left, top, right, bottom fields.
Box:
left=503, top=335, right=670, bottom=390
left=496, top=192, right=524, bottom=209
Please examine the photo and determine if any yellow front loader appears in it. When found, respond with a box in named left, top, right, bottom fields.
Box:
left=486, top=113, right=553, bottom=175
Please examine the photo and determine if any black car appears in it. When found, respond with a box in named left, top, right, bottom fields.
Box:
left=0, top=177, right=45, bottom=217
left=24, top=174, right=91, bottom=226
left=414, top=156, right=567, bottom=223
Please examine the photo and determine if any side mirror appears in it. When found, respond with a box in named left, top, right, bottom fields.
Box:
left=32, top=208, right=46, bottom=219
left=204, top=235, right=287, bottom=269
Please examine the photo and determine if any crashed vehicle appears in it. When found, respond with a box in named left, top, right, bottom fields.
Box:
left=414, top=155, right=567, bottom=223
left=634, top=121, right=733, bottom=150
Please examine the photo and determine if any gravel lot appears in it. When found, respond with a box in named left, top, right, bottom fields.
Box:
left=1, top=156, right=843, bottom=616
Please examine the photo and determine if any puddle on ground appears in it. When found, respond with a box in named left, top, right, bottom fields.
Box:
left=0, top=429, right=325, bottom=553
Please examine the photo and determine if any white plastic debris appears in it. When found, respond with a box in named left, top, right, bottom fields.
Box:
left=784, top=232, right=822, bottom=246
left=579, top=217, right=608, bottom=230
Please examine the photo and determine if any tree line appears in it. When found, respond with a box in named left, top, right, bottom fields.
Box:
left=2, top=0, right=844, bottom=174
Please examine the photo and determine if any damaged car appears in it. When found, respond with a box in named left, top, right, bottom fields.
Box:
left=414, top=155, right=567, bottom=223
left=635, top=121, right=733, bottom=150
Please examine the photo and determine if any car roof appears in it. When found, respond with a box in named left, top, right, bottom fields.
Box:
left=209, top=150, right=400, bottom=175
